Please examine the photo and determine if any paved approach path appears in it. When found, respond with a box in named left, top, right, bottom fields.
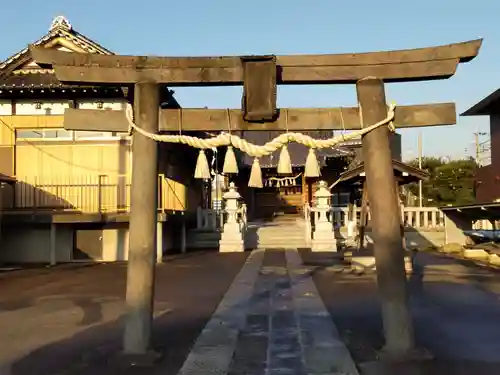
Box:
left=178, top=249, right=358, bottom=375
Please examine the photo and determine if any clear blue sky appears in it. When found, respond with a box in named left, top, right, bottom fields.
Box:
left=1, top=0, right=498, bottom=160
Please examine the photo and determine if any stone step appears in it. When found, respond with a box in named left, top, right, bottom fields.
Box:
left=257, top=234, right=306, bottom=237
left=257, top=237, right=307, bottom=243
left=258, top=235, right=307, bottom=239
left=188, top=231, right=221, bottom=238
left=187, top=220, right=312, bottom=250
left=186, top=231, right=221, bottom=249
left=258, top=244, right=310, bottom=248
left=257, top=238, right=308, bottom=243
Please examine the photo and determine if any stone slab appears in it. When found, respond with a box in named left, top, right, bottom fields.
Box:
left=286, top=249, right=359, bottom=375
left=177, top=250, right=264, bottom=375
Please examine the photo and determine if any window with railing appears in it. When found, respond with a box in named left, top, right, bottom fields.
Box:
left=16, top=129, right=129, bottom=141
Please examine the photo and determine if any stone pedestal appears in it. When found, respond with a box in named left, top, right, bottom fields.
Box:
left=312, top=181, right=337, bottom=252
left=345, top=219, right=357, bottom=247
left=219, top=182, right=245, bottom=252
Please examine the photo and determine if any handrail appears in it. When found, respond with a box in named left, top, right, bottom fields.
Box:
left=329, top=206, right=445, bottom=229
left=1, top=174, right=190, bottom=214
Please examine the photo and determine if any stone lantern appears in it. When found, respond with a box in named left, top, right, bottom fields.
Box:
left=219, top=182, right=245, bottom=252
left=312, top=180, right=337, bottom=251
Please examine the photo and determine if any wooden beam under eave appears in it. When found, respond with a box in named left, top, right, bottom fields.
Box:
left=63, top=103, right=456, bottom=132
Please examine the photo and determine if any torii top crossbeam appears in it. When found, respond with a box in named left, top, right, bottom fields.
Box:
left=30, top=39, right=482, bottom=86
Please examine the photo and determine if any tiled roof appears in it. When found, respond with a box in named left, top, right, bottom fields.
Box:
left=0, top=16, right=112, bottom=71
left=0, top=16, right=112, bottom=90
left=0, top=71, right=78, bottom=89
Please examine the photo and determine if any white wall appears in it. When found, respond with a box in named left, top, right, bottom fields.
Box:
left=11, top=99, right=124, bottom=115
left=76, top=99, right=124, bottom=111
left=101, top=222, right=171, bottom=262
left=15, top=100, right=70, bottom=115
left=0, top=100, right=11, bottom=115
left=102, top=227, right=129, bottom=261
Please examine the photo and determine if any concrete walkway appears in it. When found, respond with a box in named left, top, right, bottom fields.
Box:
left=178, top=249, right=358, bottom=375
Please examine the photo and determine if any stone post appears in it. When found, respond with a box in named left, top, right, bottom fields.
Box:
left=312, top=181, right=337, bottom=252
left=219, top=182, right=245, bottom=252
left=346, top=197, right=358, bottom=247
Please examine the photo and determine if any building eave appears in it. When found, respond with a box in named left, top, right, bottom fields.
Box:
left=336, top=159, right=429, bottom=185
left=0, top=174, right=16, bottom=184
left=461, top=88, right=500, bottom=116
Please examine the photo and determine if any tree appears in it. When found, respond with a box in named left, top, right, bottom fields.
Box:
left=406, top=156, right=477, bottom=206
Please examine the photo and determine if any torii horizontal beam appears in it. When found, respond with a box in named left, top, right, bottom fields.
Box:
left=62, top=102, right=456, bottom=132
left=29, top=39, right=482, bottom=85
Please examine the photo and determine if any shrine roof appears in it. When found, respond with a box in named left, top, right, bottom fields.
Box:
left=335, top=159, right=428, bottom=186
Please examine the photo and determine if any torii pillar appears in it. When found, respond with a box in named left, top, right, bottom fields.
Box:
left=123, top=82, right=160, bottom=357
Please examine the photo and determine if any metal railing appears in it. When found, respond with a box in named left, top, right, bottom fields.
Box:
left=0, top=174, right=190, bottom=213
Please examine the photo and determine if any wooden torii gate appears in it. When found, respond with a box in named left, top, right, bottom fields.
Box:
left=30, top=38, right=481, bottom=361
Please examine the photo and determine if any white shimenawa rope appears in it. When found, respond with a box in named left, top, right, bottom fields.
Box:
left=267, top=173, right=302, bottom=182
left=124, top=103, right=396, bottom=158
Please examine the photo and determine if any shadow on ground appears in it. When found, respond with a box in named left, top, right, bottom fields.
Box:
left=0, top=251, right=249, bottom=375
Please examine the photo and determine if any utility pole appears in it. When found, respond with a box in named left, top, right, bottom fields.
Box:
left=418, top=132, right=423, bottom=207
left=475, top=131, right=480, bottom=164
left=474, top=130, right=488, bottom=166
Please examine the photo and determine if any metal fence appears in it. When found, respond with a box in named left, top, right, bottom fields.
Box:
left=0, top=174, right=189, bottom=213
